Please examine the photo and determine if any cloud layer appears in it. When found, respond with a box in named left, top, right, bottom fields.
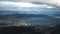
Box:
left=0, top=1, right=56, bottom=11
left=0, top=0, right=60, bottom=7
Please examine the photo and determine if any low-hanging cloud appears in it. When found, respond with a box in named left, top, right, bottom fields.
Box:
left=0, top=0, right=60, bottom=7
left=0, top=1, right=59, bottom=16
left=0, top=1, right=56, bottom=11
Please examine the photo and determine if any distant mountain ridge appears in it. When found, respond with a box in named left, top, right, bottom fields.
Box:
left=0, top=11, right=60, bottom=24
left=0, top=14, right=55, bottom=20
left=0, top=14, right=58, bottom=23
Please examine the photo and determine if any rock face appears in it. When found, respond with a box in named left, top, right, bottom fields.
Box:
left=0, top=23, right=60, bottom=34
left=0, top=26, right=41, bottom=34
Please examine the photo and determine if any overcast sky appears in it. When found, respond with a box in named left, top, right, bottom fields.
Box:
left=0, top=0, right=60, bottom=11
left=0, top=0, right=60, bottom=15
left=0, top=0, right=60, bottom=6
